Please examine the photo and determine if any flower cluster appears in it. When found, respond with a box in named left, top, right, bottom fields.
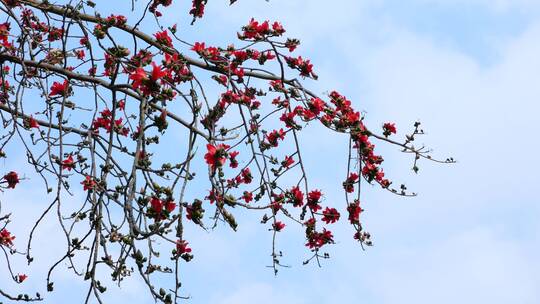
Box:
left=149, top=0, right=172, bottom=17
left=285, top=56, right=317, bottom=79
left=239, top=18, right=285, bottom=40
left=129, top=62, right=168, bottom=96
left=0, top=229, right=15, bottom=247
left=190, top=0, right=206, bottom=19
left=92, top=108, right=129, bottom=136
left=148, top=197, right=176, bottom=221
left=154, top=30, right=172, bottom=47
left=305, top=228, right=334, bottom=250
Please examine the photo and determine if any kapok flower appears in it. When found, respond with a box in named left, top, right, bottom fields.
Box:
left=129, top=67, right=147, bottom=90
left=343, top=172, right=359, bottom=193
left=242, top=191, right=253, bottom=203
left=154, top=30, right=172, bottom=47
left=17, top=274, right=27, bottom=283
left=61, top=155, right=75, bottom=171
left=322, top=207, right=340, bottom=224
left=50, top=79, right=69, bottom=97
left=307, top=190, right=322, bottom=212
left=241, top=168, right=252, bottom=184
left=0, top=228, right=15, bottom=247
left=176, top=240, right=192, bottom=255
left=27, top=116, right=39, bottom=129
left=81, top=175, right=97, bottom=191
left=282, top=155, right=295, bottom=168
left=289, top=186, right=304, bottom=207
left=229, top=151, right=239, bottom=168
left=305, top=228, right=334, bottom=249
left=347, top=200, right=363, bottom=225
left=204, top=144, right=230, bottom=171
left=2, top=171, right=19, bottom=189
left=383, top=122, right=397, bottom=137
left=272, top=221, right=286, bottom=232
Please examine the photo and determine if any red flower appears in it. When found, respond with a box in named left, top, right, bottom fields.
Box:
left=229, top=151, right=239, bottom=168
left=61, top=155, right=75, bottom=171
left=265, top=128, right=286, bottom=147
left=129, top=67, right=147, bottom=90
left=347, top=200, right=363, bottom=224
left=272, top=21, right=285, bottom=35
left=343, top=172, right=359, bottom=193
left=189, top=0, right=205, bottom=19
left=150, top=62, right=167, bottom=82
left=204, top=144, right=230, bottom=171
left=308, top=97, right=326, bottom=116
left=17, top=274, right=27, bottom=283
left=0, top=228, right=15, bottom=247
left=383, top=122, right=397, bottom=137
left=242, top=191, right=253, bottom=203
left=2, top=171, right=19, bottom=189
left=176, top=240, right=192, bottom=255
left=273, top=221, right=285, bottom=232
left=150, top=197, right=163, bottom=214
left=75, top=49, right=85, bottom=60
left=307, top=190, right=322, bottom=212
left=28, top=116, right=40, bottom=129
left=322, top=207, right=340, bottom=224
left=289, top=186, right=304, bottom=207
left=118, top=99, right=126, bottom=110
left=241, top=168, right=252, bottom=184
left=50, top=79, right=69, bottom=97
left=282, top=155, right=295, bottom=168
left=191, top=42, right=206, bottom=54
left=165, top=200, right=176, bottom=213
left=306, top=228, right=334, bottom=249
left=154, top=30, right=172, bottom=47
left=81, top=175, right=96, bottom=191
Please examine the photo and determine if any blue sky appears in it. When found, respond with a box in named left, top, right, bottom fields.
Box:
left=1, top=0, right=539, bottom=303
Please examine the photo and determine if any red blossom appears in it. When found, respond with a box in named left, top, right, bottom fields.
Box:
left=176, top=240, right=192, bottom=255
left=265, top=128, right=286, bottom=147
left=343, top=172, right=359, bottom=193
left=61, top=155, right=75, bottom=171
left=81, top=175, right=97, bottom=191
left=129, top=67, right=148, bottom=90
left=322, top=207, right=340, bottom=224
left=154, top=30, right=172, bottom=47
left=2, top=171, right=19, bottom=189
left=383, top=122, right=397, bottom=137
left=347, top=200, right=363, bottom=224
left=307, top=190, right=322, bottom=212
left=50, top=79, right=69, bottom=97
left=306, top=228, right=334, bottom=249
left=17, top=274, right=27, bottom=283
left=289, top=186, right=304, bottom=207
left=204, top=144, right=230, bottom=171
left=273, top=221, right=286, bottom=232
left=241, top=168, right=252, bottom=184
left=75, top=49, right=85, bottom=60
left=242, top=191, right=253, bottom=203
left=229, top=151, right=239, bottom=168
left=282, top=155, right=295, bottom=168
left=0, top=229, right=15, bottom=247
left=28, top=116, right=39, bottom=129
